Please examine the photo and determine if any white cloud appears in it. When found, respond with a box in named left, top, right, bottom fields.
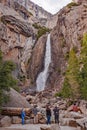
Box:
left=30, top=0, right=72, bottom=14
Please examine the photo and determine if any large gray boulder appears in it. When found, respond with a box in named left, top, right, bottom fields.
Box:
left=3, top=88, right=31, bottom=108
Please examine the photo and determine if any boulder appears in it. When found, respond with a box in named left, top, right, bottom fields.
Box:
left=40, top=126, right=51, bottom=130
left=76, top=117, right=87, bottom=128
left=39, top=119, right=46, bottom=124
left=12, top=116, right=21, bottom=124
left=64, top=112, right=84, bottom=119
left=26, top=95, right=35, bottom=103
left=3, top=88, right=31, bottom=108
left=38, top=112, right=46, bottom=124
left=69, top=120, right=78, bottom=127
left=60, top=118, right=76, bottom=126
left=0, top=116, right=11, bottom=127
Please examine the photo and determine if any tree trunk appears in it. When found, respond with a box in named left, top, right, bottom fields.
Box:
left=1, top=107, right=31, bottom=116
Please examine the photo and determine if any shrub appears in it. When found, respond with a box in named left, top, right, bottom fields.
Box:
left=33, top=23, right=50, bottom=40
left=67, top=2, right=79, bottom=8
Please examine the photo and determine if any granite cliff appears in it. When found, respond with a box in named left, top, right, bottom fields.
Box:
left=28, top=0, right=87, bottom=92
left=0, top=0, right=53, bottom=88
left=0, top=0, right=87, bottom=92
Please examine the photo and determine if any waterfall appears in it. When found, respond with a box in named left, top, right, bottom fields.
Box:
left=36, top=34, right=51, bottom=92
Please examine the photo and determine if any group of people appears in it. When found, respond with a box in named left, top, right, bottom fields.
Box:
left=21, top=102, right=83, bottom=125
left=46, top=105, right=59, bottom=125
left=21, top=105, right=59, bottom=125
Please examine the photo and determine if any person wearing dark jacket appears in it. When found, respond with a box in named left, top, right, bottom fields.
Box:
left=53, top=106, right=59, bottom=124
left=46, top=105, right=51, bottom=124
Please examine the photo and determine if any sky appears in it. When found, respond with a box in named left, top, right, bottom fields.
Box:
left=30, top=0, right=72, bottom=14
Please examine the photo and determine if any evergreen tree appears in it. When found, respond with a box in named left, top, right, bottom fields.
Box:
left=0, top=50, right=17, bottom=106
left=56, top=48, right=80, bottom=99
left=56, top=78, right=73, bottom=98
left=66, top=48, right=80, bottom=99
left=79, top=33, right=87, bottom=99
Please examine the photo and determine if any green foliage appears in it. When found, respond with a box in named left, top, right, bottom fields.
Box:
left=33, top=23, right=50, bottom=40
left=0, top=50, right=2, bottom=61
left=55, top=78, right=73, bottom=98
left=61, top=37, right=66, bottom=48
left=0, top=50, right=17, bottom=106
left=64, top=51, right=69, bottom=60
left=66, top=48, right=80, bottom=99
left=56, top=34, right=87, bottom=100
left=33, top=23, right=41, bottom=29
left=57, top=48, right=80, bottom=99
left=37, top=27, right=50, bottom=40
left=79, top=33, right=87, bottom=100
left=67, top=2, right=79, bottom=8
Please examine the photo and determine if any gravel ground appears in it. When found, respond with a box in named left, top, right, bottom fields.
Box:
left=1, top=124, right=80, bottom=130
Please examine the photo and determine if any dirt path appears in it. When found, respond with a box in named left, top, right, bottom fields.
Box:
left=0, top=128, right=26, bottom=130
left=1, top=124, right=79, bottom=130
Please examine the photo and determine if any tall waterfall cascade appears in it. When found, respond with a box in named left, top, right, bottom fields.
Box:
left=36, top=34, right=51, bottom=92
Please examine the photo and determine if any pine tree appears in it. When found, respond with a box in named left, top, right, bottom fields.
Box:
left=66, top=48, right=80, bottom=99
left=0, top=50, right=17, bottom=106
left=57, top=78, right=73, bottom=98
left=79, top=33, right=87, bottom=99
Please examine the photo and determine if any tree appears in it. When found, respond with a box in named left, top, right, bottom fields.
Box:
left=66, top=48, right=80, bottom=99
left=56, top=48, right=80, bottom=99
left=55, top=78, right=73, bottom=98
left=79, top=33, right=87, bottom=99
left=0, top=50, right=17, bottom=106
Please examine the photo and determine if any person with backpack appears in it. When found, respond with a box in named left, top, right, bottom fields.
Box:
left=53, top=106, right=59, bottom=124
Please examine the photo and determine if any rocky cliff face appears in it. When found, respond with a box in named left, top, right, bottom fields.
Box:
left=27, top=35, right=47, bottom=86
left=0, top=3, right=35, bottom=80
left=0, top=0, right=54, bottom=27
left=49, top=1, right=87, bottom=89
left=46, top=13, right=58, bottom=29
left=0, top=0, right=54, bottom=88
left=28, top=1, right=87, bottom=91
left=0, top=0, right=87, bottom=92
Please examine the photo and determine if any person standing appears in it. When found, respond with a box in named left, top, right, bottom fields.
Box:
left=21, top=108, right=26, bottom=125
left=32, top=105, right=38, bottom=124
left=53, top=106, right=59, bottom=124
left=46, top=105, right=51, bottom=125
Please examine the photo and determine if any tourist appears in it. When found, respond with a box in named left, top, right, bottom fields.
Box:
left=53, top=106, right=59, bottom=124
left=46, top=105, right=51, bottom=124
left=72, top=103, right=83, bottom=114
left=32, top=105, right=38, bottom=124
left=21, top=108, right=26, bottom=125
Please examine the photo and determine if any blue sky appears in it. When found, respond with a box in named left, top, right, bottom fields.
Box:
left=31, top=0, right=72, bottom=14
